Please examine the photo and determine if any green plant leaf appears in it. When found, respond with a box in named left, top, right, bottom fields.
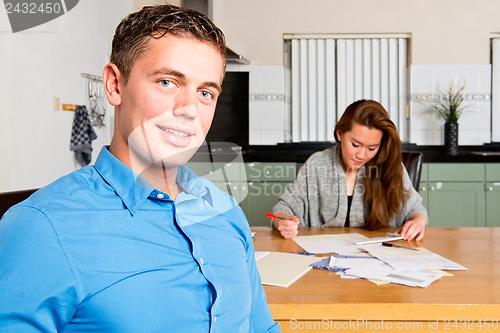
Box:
left=425, top=79, right=467, bottom=123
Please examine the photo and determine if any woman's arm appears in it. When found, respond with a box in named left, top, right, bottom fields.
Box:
left=395, top=165, right=428, bottom=241
left=271, top=163, right=310, bottom=239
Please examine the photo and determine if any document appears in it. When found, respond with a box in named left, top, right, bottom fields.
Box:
left=354, top=235, right=405, bottom=245
left=328, top=255, right=378, bottom=270
left=344, top=260, right=444, bottom=288
left=293, top=233, right=369, bottom=254
left=255, top=252, right=319, bottom=287
left=309, top=249, right=459, bottom=288
left=359, top=244, right=468, bottom=271
left=254, top=251, right=269, bottom=261
left=311, top=255, right=376, bottom=272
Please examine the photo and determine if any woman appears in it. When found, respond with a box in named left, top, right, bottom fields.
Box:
left=272, top=99, right=428, bottom=240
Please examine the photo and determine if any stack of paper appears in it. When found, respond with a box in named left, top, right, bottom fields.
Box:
left=294, top=234, right=467, bottom=288
left=359, top=244, right=468, bottom=271
left=344, top=259, right=444, bottom=288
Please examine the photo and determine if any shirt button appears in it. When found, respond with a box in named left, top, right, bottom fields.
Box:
left=213, top=316, right=217, bottom=323
left=157, top=193, right=165, bottom=199
left=199, top=258, right=204, bottom=265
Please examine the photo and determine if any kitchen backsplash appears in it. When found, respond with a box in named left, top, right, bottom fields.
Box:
left=227, top=63, right=494, bottom=146
left=227, top=64, right=285, bottom=145
left=410, top=64, right=492, bottom=146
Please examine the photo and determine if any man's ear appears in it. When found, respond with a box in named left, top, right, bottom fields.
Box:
left=103, top=63, right=122, bottom=106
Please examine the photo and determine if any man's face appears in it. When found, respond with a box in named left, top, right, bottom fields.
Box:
left=110, top=35, right=225, bottom=171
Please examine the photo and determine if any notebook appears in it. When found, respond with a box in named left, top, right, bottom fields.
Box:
left=255, top=251, right=318, bottom=287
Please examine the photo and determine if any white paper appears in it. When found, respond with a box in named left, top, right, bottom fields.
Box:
left=354, top=235, right=404, bottom=245
left=337, top=271, right=360, bottom=279
left=360, top=244, right=468, bottom=271
left=255, top=252, right=319, bottom=287
left=254, top=251, right=269, bottom=261
left=328, top=256, right=377, bottom=270
left=344, top=260, right=444, bottom=288
left=293, top=233, right=369, bottom=254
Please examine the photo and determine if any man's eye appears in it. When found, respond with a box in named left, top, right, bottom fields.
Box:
left=159, top=80, right=172, bottom=88
left=368, top=148, right=376, bottom=151
left=198, top=90, right=213, bottom=100
left=352, top=142, right=359, bottom=148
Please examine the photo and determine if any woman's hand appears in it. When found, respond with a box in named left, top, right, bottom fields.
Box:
left=273, top=213, right=300, bottom=239
left=395, top=213, right=427, bottom=241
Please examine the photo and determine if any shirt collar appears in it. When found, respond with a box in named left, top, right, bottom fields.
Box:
left=176, top=166, right=213, bottom=206
left=94, top=147, right=154, bottom=214
left=94, top=146, right=213, bottom=214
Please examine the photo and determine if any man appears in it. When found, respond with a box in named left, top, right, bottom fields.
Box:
left=0, top=5, right=280, bottom=332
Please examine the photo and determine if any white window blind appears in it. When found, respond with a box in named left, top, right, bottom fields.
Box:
left=491, top=36, right=500, bottom=142
left=284, top=34, right=410, bottom=142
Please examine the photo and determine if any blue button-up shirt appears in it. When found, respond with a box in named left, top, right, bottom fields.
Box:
left=0, top=147, right=280, bottom=332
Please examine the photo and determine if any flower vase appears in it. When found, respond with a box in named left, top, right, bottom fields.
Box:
left=444, top=122, right=459, bottom=155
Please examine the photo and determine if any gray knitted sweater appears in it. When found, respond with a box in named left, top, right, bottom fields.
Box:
left=272, top=145, right=428, bottom=228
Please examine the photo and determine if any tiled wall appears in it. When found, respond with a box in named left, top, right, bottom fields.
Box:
left=227, top=64, right=286, bottom=145
left=227, top=63, right=493, bottom=146
left=410, top=64, right=492, bottom=145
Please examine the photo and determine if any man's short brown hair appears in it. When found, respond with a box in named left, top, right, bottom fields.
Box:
left=110, top=4, right=226, bottom=83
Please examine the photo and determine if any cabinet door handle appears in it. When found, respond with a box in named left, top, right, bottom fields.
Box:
left=421, top=187, right=426, bottom=191
left=488, top=187, right=494, bottom=191
left=430, top=186, right=435, bottom=191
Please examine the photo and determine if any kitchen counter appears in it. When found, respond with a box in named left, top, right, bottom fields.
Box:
left=242, top=142, right=500, bottom=163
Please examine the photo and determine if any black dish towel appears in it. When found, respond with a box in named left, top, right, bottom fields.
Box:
left=70, top=105, right=97, bottom=167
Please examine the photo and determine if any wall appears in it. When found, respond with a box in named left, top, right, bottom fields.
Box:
left=2, top=0, right=499, bottom=191
left=410, top=65, right=492, bottom=146
left=212, top=0, right=500, bottom=146
left=213, top=0, right=500, bottom=66
left=226, top=64, right=285, bottom=145
left=0, top=13, right=14, bottom=191
left=0, top=0, right=132, bottom=192
left=134, top=0, right=181, bottom=10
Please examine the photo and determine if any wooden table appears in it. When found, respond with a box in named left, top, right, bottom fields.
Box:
left=252, top=227, right=500, bottom=332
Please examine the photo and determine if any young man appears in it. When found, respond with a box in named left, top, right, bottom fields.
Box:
left=0, top=5, right=280, bottom=332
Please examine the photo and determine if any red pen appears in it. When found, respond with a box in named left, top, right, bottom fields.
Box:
left=264, top=212, right=286, bottom=220
left=265, top=212, right=304, bottom=226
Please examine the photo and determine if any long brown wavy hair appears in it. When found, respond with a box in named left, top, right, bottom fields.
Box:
left=334, top=100, right=407, bottom=230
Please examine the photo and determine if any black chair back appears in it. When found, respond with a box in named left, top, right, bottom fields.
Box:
left=0, top=188, right=38, bottom=218
left=402, top=152, right=423, bottom=191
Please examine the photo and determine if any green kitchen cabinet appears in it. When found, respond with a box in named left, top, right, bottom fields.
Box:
left=427, top=182, right=485, bottom=227
left=241, top=162, right=296, bottom=226
left=186, top=161, right=248, bottom=204
left=188, top=160, right=500, bottom=228
left=185, top=161, right=296, bottom=226
left=206, top=162, right=247, bottom=205
left=425, top=163, right=485, bottom=227
left=418, top=164, right=429, bottom=209
left=486, top=182, right=500, bottom=226
left=486, top=164, right=500, bottom=226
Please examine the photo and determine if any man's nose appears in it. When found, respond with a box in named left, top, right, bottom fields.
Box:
left=173, top=89, right=197, bottom=118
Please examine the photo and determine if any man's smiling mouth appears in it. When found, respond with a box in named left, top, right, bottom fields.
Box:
left=157, top=126, right=192, bottom=137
